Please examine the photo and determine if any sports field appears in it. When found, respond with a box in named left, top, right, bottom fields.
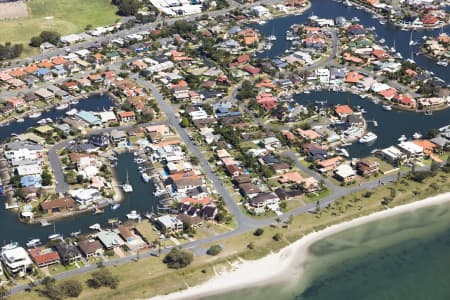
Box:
left=0, top=0, right=119, bottom=55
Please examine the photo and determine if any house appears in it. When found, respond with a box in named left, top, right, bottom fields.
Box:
left=110, top=130, right=127, bottom=144
left=335, top=105, right=353, bottom=118
left=1, top=246, right=33, bottom=274
left=239, top=182, right=261, bottom=198
left=70, top=188, right=102, bottom=206
left=256, top=93, right=277, bottom=111
left=356, top=159, right=380, bottom=176
left=28, top=247, right=60, bottom=267
left=412, top=140, right=437, bottom=156
left=117, top=226, right=147, bottom=250
left=117, top=111, right=136, bottom=122
left=317, top=157, right=342, bottom=174
left=78, top=240, right=104, bottom=258
left=40, top=197, right=76, bottom=214
left=380, top=146, right=407, bottom=164
left=96, top=230, right=124, bottom=249
left=172, top=176, right=203, bottom=193
left=34, top=88, right=54, bottom=100
left=397, top=141, right=423, bottom=159
left=77, top=110, right=101, bottom=126
left=177, top=214, right=203, bottom=228
left=250, top=192, right=280, bottom=208
left=202, top=205, right=218, bottom=220
left=89, top=134, right=110, bottom=147
left=225, top=164, right=245, bottom=177
left=334, top=164, right=356, bottom=182
left=55, top=242, right=82, bottom=265
left=155, top=215, right=183, bottom=234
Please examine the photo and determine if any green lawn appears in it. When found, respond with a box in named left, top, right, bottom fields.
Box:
left=0, top=0, right=119, bottom=54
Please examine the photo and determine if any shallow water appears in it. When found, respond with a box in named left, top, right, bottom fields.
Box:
left=206, top=201, right=450, bottom=300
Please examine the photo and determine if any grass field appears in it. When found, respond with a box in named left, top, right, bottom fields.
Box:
left=0, top=0, right=119, bottom=56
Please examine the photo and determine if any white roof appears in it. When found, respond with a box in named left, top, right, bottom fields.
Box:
left=157, top=215, right=182, bottom=228
left=335, top=164, right=356, bottom=178
left=16, top=164, right=42, bottom=176
left=397, top=141, right=423, bottom=154
left=97, top=111, right=117, bottom=123
left=1, top=247, right=33, bottom=270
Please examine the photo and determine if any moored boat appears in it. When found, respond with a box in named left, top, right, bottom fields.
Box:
left=26, top=239, right=41, bottom=248
left=359, top=132, right=378, bottom=144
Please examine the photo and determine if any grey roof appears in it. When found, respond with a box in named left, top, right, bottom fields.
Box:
left=5, top=141, right=44, bottom=151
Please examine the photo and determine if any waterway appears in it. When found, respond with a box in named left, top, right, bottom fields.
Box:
left=255, top=0, right=449, bottom=83
left=294, top=90, right=450, bottom=158
left=0, top=95, right=159, bottom=245
left=207, top=201, right=450, bottom=300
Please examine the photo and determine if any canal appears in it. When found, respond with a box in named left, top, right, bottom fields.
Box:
left=255, top=0, right=449, bottom=84
left=295, top=91, right=450, bottom=158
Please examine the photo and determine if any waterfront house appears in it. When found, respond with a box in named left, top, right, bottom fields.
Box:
left=155, top=215, right=183, bottom=234
left=334, top=164, right=356, bottom=182
left=77, top=110, right=102, bottom=126
left=28, top=247, right=60, bottom=268
left=110, top=129, right=127, bottom=145
left=172, top=176, right=203, bottom=193
left=78, top=240, right=104, bottom=258
left=380, top=146, right=407, bottom=164
left=96, top=230, right=124, bottom=249
left=356, top=159, right=380, bottom=176
left=1, top=246, right=33, bottom=275
left=118, top=226, right=147, bottom=250
left=317, top=157, right=342, bottom=175
left=40, top=197, right=76, bottom=214
left=412, top=140, right=437, bottom=156
left=397, top=141, right=424, bottom=160
left=34, top=88, right=54, bottom=100
left=70, top=188, right=102, bottom=206
left=335, top=105, right=353, bottom=119
left=56, top=242, right=82, bottom=265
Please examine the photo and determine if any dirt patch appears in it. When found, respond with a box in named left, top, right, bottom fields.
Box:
left=0, top=1, right=28, bottom=20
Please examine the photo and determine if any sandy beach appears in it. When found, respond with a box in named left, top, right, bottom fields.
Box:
left=151, top=192, right=450, bottom=300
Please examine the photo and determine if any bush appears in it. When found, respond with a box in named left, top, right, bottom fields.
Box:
left=247, top=242, right=255, bottom=250
left=253, top=228, right=264, bottom=236
left=87, top=269, right=119, bottom=289
left=273, top=233, right=282, bottom=242
left=60, top=279, right=83, bottom=298
left=163, top=248, right=194, bottom=269
left=206, top=245, right=222, bottom=256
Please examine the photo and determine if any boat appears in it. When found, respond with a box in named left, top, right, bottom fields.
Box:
left=351, top=17, right=360, bottom=22
left=48, top=233, right=63, bottom=240
left=267, top=35, right=277, bottom=41
left=70, top=231, right=81, bottom=237
left=29, top=112, right=41, bottom=118
left=37, top=119, right=47, bottom=125
left=372, top=15, right=378, bottom=19
left=56, top=103, right=69, bottom=110
left=437, top=61, right=448, bottom=67
left=65, top=108, right=78, bottom=116
left=70, top=99, right=79, bottom=105
left=16, top=118, right=25, bottom=123
left=26, top=239, right=41, bottom=248
left=412, top=132, right=422, bottom=139
left=122, top=170, right=133, bottom=193
left=303, top=90, right=311, bottom=94
left=126, top=210, right=141, bottom=220
left=379, top=38, right=385, bottom=44
left=141, top=173, right=150, bottom=183
left=89, top=223, right=102, bottom=231
left=398, top=134, right=408, bottom=142
left=359, top=132, right=378, bottom=143
left=344, top=0, right=352, bottom=6
left=372, top=98, right=379, bottom=104
left=379, top=20, right=386, bottom=25
left=382, top=104, right=392, bottom=111
left=92, top=207, right=104, bottom=215
left=2, top=242, right=19, bottom=251
left=336, top=147, right=350, bottom=158
left=394, top=52, right=403, bottom=59
left=46, top=117, right=53, bottom=123
left=424, top=110, right=433, bottom=116
left=111, top=203, right=121, bottom=210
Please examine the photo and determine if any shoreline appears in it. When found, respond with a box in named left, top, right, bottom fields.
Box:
left=151, top=191, right=450, bottom=300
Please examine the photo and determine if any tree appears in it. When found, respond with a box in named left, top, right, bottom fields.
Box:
left=60, top=279, right=83, bottom=298
left=273, top=233, right=282, bottom=242
left=237, top=80, right=257, bottom=100
left=426, top=128, right=439, bottom=139
left=253, top=228, right=264, bottom=236
left=87, top=269, right=119, bottom=289
left=117, top=0, right=141, bottom=16
left=206, top=245, right=222, bottom=256
left=180, top=117, right=190, bottom=128
left=163, top=248, right=193, bottom=269
left=430, top=160, right=440, bottom=176
left=42, top=168, right=53, bottom=186
left=190, top=156, right=200, bottom=166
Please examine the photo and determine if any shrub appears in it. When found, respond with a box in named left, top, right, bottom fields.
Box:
left=206, top=245, right=222, bottom=256
left=87, top=269, right=119, bottom=289
left=163, top=248, right=193, bottom=269
left=273, top=233, right=282, bottom=242
left=253, top=228, right=264, bottom=236
left=60, top=279, right=83, bottom=298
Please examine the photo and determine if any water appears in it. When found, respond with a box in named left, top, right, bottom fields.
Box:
left=0, top=94, right=115, bottom=142
left=294, top=91, right=450, bottom=158
left=255, top=0, right=449, bottom=83
left=207, top=201, right=450, bottom=300
left=0, top=95, right=159, bottom=245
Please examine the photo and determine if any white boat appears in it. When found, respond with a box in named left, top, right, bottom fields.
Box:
left=26, top=239, right=41, bottom=248
left=379, top=20, right=386, bottom=25
left=359, top=132, right=378, bottom=143
left=351, top=17, right=360, bottom=22
left=46, top=118, right=53, bottom=123
left=111, top=203, right=121, bottom=210
left=141, top=173, right=150, bottom=183
left=153, top=189, right=166, bottom=197
left=48, top=233, right=63, bottom=240
left=398, top=134, right=408, bottom=142
left=303, top=90, right=311, bottom=94
left=2, top=242, right=19, bottom=251
left=56, top=103, right=69, bottom=110
left=37, top=119, right=47, bottom=125
left=89, top=223, right=102, bottom=231
left=29, top=112, right=42, bottom=118
left=267, top=35, right=277, bottom=41
left=65, top=108, right=78, bottom=116
left=16, top=118, right=25, bottom=123
left=379, top=38, right=385, bottom=44
left=70, top=99, right=79, bottom=104
left=122, top=170, right=133, bottom=193
left=70, top=231, right=81, bottom=237
left=126, top=210, right=141, bottom=220
left=372, top=98, right=379, bottom=104
left=382, top=104, right=392, bottom=111
left=344, top=0, right=352, bottom=6
left=412, top=132, right=422, bottom=139
left=394, top=52, right=403, bottom=59
left=437, top=61, right=448, bottom=67
left=336, top=147, right=350, bottom=158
